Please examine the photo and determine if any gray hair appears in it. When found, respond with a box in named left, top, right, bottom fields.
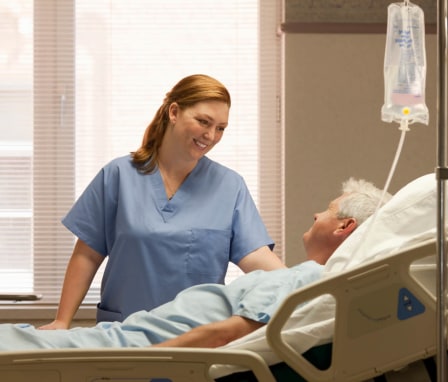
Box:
left=337, top=178, right=392, bottom=225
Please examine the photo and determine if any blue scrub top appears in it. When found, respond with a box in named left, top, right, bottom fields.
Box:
left=62, top=155, right=274, bottom=322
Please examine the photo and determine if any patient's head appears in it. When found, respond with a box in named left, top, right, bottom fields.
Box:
left=303, top=178, right=392, bottom=265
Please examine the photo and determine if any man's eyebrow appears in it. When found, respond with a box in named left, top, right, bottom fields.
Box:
left=328, top=201, right=338, bottom=211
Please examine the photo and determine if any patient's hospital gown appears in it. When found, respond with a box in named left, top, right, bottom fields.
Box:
left=0, top=261, right=322, bottom=350
left=62, top=155, right=274, bottom=322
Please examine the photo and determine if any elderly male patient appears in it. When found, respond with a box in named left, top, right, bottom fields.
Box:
left=0, top=178, right=390, bottom=351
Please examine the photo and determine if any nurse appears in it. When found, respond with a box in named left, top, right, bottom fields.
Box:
left=39, top=74, right=285, bottom=329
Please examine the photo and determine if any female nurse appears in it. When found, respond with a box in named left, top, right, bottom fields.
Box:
left=39, top=74, right=285, bottom=329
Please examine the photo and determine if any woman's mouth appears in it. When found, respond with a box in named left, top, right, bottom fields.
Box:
left=193, top=138, right=208, bottom=149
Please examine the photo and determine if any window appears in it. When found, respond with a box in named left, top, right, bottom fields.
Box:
left=0, top=0, right=282, bottom=304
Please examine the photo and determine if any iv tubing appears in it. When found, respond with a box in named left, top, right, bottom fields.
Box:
left=350, top=124, right=408, bottom=260
left=376, top=121, right=408, bottom=214
left=436, top=0, right=448, bottom=379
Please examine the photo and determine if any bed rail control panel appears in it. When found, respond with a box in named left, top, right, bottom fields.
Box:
left=397, top=287, right=425, bottom=320
left=347, top=284, right=427, bottom=338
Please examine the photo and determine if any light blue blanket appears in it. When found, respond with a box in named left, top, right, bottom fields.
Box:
left=0, top=261, right=323, bottom=350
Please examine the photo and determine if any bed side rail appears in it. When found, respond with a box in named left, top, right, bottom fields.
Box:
left=267, top=238, right=437, bottom=382
left=0, top=347, right=276, bottom=382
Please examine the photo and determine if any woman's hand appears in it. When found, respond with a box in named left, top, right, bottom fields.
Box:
left=38, top=319, right=69, bottom=330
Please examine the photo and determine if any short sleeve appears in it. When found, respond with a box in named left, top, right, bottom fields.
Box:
left=230, top=178, right=274, bottom=264
left=62, top=164, right=119, bottom=256
left=233, top=261, right=324, bottom=323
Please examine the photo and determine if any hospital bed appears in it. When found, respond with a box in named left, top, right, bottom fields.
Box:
left=0, top=238, right=438, bottom=381
left=0, top=173, right=441, bottom=381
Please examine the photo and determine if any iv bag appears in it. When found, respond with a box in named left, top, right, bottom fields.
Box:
left=381, top=2, right=429, bottom=125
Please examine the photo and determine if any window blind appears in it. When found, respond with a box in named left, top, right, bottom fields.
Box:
left=0, top=0, right=283, bottom=304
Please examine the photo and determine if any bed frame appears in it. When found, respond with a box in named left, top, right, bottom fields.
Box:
left=0, top=238, right=439, bottom=382
left=0, top=347, right=276, bottom=382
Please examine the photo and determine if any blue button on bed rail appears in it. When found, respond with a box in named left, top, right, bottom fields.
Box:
left=397, top=287, right=425, bottom=320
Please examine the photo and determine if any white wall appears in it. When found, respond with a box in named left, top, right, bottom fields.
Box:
left=284, top=32, right=437, bottom=266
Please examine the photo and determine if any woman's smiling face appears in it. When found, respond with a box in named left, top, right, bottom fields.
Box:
left=167, top=100, right=229, bottom=162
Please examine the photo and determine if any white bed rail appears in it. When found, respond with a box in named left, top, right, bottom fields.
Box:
left=0, top=347, right=276, bottom=382
left=267, top=238, right=438, bottom=382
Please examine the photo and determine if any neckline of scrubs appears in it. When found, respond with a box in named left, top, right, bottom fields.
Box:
left=151, top=157, right=206, bottom=212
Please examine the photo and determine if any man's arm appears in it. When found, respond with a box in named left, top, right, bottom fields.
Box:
left=153, top=315, right=265, bottom=348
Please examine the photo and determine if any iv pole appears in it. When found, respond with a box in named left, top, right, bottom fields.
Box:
left=436, top=0, right=448, bottom=380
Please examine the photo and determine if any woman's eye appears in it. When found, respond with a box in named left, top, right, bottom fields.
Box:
left=196, top=118, right=209, bottom=126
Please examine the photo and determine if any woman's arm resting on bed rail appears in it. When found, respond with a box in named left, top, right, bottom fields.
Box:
left=153, top=316, right=265, bottom=348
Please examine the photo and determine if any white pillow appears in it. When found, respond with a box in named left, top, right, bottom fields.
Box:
left=324, top=173, right=437, bottom=274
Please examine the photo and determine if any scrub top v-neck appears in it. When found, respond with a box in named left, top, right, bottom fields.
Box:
left=62, top=155, right=274, bottom=322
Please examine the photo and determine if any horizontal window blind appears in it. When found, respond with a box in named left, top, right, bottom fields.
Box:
left=0, top=0, right=282, bottom=304
left=0, top=0, right=35, bottom=293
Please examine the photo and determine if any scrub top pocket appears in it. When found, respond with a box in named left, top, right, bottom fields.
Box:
left=186, top=228, right=231, bottom=283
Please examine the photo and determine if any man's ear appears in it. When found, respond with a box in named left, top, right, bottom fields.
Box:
left=336, top=218, right=358, bottom=238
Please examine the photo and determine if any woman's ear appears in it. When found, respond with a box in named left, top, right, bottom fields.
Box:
left=168, top=102, right=179, bottom=123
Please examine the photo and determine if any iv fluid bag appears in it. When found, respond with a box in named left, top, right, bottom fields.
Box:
left=381, top=2, right=429, bottom=125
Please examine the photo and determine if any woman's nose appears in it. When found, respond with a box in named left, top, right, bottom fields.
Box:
left=203, top=128, right=215, bottom=141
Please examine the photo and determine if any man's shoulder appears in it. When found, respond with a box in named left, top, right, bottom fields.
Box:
left=290, top=260, right=325, bottom=276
